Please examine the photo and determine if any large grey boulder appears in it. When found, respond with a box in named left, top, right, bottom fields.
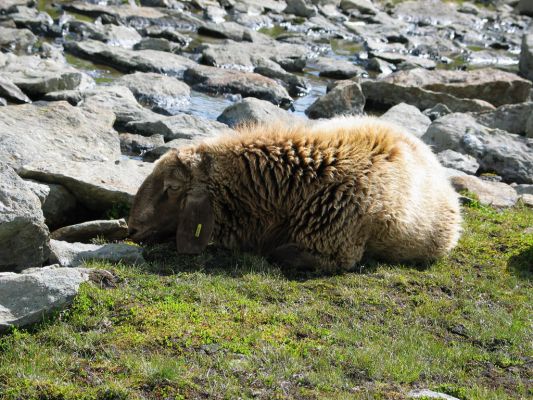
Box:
left=49, top=240, right=145, bottom=268
left=380, top=103, right=431, bottom=138
left=0, top=266, right=91, bottom=331
left=218, top=98, right=298, bottom=127
left=451, top=175, right=518, bottom=208
left=0, top=163, right=50, bottom=272
left=519, top=31, right=533, bottom=81
left=64, top=39, right=196, bottom=77
left=423, top=113, right=533, bottom=184
left=115, top=72, right=190, bottom=115
left=66, top=21, right=142, bottom=48
left=437, top=150, right=479, bottom=175
left=126, top=114, right=233, bottom=141
left=0, top=26, right=37, bottom=53
left=23, top=180, right=78, bottom=230
left=19, top=159, right=154, bottom=212
left=184, top=65, right=293, bottom=108
left=0, top=101, right=120, bottom=170
left=0, top=53, right=94, bottom=98
left=306, top=80, right=365, bottom=119
left=362, top=67, right=531, bottom=112
left=200, top=40, right=310, bottom=73
left=51, top=219, right=129, bottom=243
left=0, top=75, right=31, bottom=104
left=473, top=102, right=533, bottom=136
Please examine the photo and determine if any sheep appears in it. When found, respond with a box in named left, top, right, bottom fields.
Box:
left=128, top=116, right=462, bottom=274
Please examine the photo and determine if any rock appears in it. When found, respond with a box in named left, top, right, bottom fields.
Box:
left=218, top=97, right=298, bottom=127
left=120, top=133, right=165, bottom=156
left=10, top=6, right=54, bottom=36
left=361, top=79, right=495, bottom=113
left=451, top=175, right=518, bottom=208
left=0, top=98, right=6, bottom=106
left=423, top=103, right=452, bottom=121
left=253, top=59, right=308, bottom=97
left=204, top=5, right=227, bottom=23
left=45, top=85, right=153, bottom=129
left=19, top=159, right=154, bottom=212
left=125, top=113, right=232, bottom=141
left=51, top=219, right=129, bottom=243
left=340, top=0, right=378, bottom=15
left=474, top=102, right=533, bottom=135
left=143, top=139, right=196, bottom=162
left=133, top=37, right=182, bottom=53
left=517, top=0, right=533, bottom=17
left=514, top=184, right=533, bottom=195
left=0, top=163, right=50, bottom=272
left=0, top=54, right=95, bottom=98
left=284, top=0, right=317, bottom=17
left=0, top=75, right=31, bottom=104
left=306, top=80, right=365, bottom=119
left=231, top=0, right=287, bottom=13
left=66, top=20, right=142, bottom=48
left=198, top=21, right=256, bottom=42
left=49, top=240, right=145, bottom=268
left=366, top=57, right=394, bottom=76
left=184, top=65, right=293, bottom=108
left=407, top=389, right=460, bottom=400
left=393, top=0, right=473, bottom=27
left=0, top=101, right=119, bottom=171
left=437, top=150, right=480, bottom=175
left=371, top=52, right=437, bottom=70
left=423, top=113, right=533, bottom=184
left=115, top=72, right=190, bottom=115
left=0, top=0, right=28, bottom=13
left=519, top=193, right=533, bottom=207
left=200, top=40, right=310, bottom=73
left=314, top=57, right=365, bottom=79
left=142, top=26, right=190, bottom=47
left=380, top=103, right=431, bottom=138
left=519, top=31, right=533, bottom=81
left=0, top=267, right=91, bottom=331
left=0, top=26, right=37, bottom=53
left=24, top=180, right=78, bottom=230
left=64, top=39, right=196, bottom=77
left=374, top=68, right=531, bottom=107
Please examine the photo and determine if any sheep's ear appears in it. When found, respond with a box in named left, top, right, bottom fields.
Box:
left=176, top=192, right=214, bottom=254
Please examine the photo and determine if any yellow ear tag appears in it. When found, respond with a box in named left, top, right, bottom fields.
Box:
left=195, top=224, right=202, bottom=238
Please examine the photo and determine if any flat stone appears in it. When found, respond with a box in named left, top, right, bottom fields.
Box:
left=125, top=113, right=233, bottom=141
left=133, top=37, right=183, bottom=53
left=49, top=240, right=145, bottom=268
left=380, top=103, right=431, bottom=138
left=218, top=97, right=299, bottom=127
left=0, top=53, right=95, bottom=97
left=0, top=163, right=50, bottom=272
left=142, top=26, right=190, bottom=47
left=198, top=21, right=257, bottom=42
left=373, top=68, right=531, bottom=107
left=451, top=175, right=518, bottom=208
left=284, top=0, right=317, bottom=17
left=0, top=75, right=31, bottom=104
left=423, top=113, right=533, bottom=184
left=306, top=80, right=365, bottom=119
left=314, top=57, right=365, bottom=79
left=184, top=65, right=293, bottom=108
left=474, top=102, right=533, bottom=135
left=120, top=133, right=165, bottom=156
left=19, top=159, right=154, bottom=212
left=65, top=39, right=196, bottom=77
left=0, top=101, right=119, bottom=171
left=437, top=150, right=479, bottom=175
left=0, top=26, right=37, bottom=53
left=0, top=267, right=91, bottom=331
left=115, top=72, right=190, bottom=115
left=51, top=219, right=129, bottom=243
left=66, top=20, right=142, bottom=48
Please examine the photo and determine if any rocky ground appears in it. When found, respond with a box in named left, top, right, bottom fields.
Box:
left=0, top=0, right=532, bottom=398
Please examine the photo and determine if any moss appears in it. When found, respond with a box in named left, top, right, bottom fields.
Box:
left=0, top=206, right=531, bottom=399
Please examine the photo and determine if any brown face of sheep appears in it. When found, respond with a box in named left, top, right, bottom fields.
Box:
left=128, top=150, right=214, bottom=254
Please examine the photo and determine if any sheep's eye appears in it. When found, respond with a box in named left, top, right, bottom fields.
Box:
left=165, top=186, right=180, bottom=195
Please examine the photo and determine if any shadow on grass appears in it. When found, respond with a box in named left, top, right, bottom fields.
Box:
left=140, top=243, right=431, bottom=281
left=507, top=245, right=533, bottom=280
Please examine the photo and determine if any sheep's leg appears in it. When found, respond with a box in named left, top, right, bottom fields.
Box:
left=267, top=244, right=362, bottom=274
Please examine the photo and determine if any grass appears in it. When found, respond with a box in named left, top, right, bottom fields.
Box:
left=0, top=205, right=531, bottom=399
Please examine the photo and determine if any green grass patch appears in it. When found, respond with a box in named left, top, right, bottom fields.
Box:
left=1, top=206, right=531, bottom=399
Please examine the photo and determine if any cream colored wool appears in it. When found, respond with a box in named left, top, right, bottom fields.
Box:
left=128, top=117, right=462, bottom=273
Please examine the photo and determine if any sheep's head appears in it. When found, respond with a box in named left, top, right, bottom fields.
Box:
left=128, top=148, right=214, bottom=254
